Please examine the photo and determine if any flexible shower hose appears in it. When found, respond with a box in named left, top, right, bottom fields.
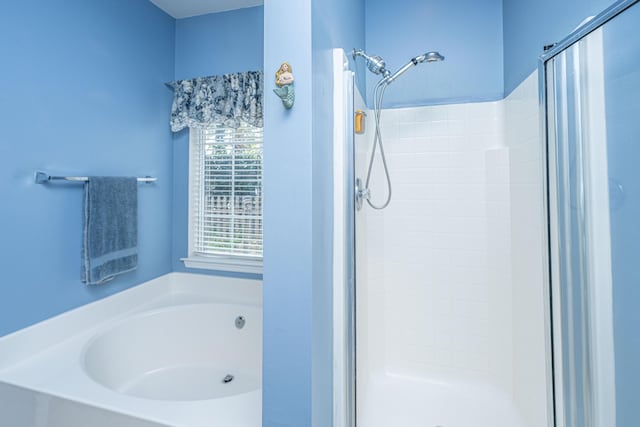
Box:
left=364, top=78, right=392, bottom=210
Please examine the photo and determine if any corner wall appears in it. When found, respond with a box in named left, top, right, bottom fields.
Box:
left=262, top=1, right=314, bottom=426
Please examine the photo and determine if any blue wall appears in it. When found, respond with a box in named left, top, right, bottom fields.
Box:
left=603, top=3, right=640, bottom=424
left=171, top=7, right=264, bottom=278
left=263, top=0, right=314, bottom=425
left=364, top=0, right=503, bottom=108
left=364, top=0, right=619, bottom=105
left=0, top=0, right=175, bottom=337
left=313, top=0, right=367, bottom=96
left=174, top=7, right=264, bottom=81
left=503, top=0, right=614, bottom=95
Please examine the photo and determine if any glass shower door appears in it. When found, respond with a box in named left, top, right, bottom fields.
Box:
left=543, top=1, right=640, bottom=426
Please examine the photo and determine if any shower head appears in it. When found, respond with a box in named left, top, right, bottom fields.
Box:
left=418, top=51, right=445, bottom=63
left=386, top=51, right=445, bottom=84
left=352, top=49, right=390, bottom=77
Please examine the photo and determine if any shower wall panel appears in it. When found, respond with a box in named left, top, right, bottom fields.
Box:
left=354, top=73, right=550, bottom=427
left=504, top=70, right=549, bottom=427
left=356, top=101, right=510, bottom=385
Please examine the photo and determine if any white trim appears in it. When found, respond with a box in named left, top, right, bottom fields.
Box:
left=332, top=48, right=351, bottom=427
left=186, top=128, right=264, bottom=274
left=181, top=256, right=262, bottom=274
left=188, top=129, right=197, bottom=267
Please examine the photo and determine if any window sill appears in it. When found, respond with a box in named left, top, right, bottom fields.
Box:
left=181, top=256, right=263, bottom=274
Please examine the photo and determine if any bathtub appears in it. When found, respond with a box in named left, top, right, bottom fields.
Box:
left=0, top=273, right=262, bottom=427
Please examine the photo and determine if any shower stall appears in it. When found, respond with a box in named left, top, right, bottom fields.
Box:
left=332, top=46, right=551, bottom=426
left=334, top=0, right=640, bottom=425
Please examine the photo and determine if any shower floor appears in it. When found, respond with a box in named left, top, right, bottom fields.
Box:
left=358, top=373, right=526, bottom=427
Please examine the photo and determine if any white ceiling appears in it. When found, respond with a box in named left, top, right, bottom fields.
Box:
left=150, top=0, right=263, bottom=19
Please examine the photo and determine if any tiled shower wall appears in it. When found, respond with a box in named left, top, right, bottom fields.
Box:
left=356, top=100, right=511, bottom=385
left=355, top=71, right=548, bottom=425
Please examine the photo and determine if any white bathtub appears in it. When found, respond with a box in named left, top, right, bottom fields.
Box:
left=0, top=273, right=262, bottom=427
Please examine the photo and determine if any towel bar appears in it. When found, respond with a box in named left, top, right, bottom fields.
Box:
left=35, top=171, right=157, bottom=184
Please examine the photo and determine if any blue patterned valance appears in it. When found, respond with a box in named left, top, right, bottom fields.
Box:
left=169, top=71, right=263, bottom=132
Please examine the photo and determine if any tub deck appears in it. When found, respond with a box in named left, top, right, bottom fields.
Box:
left=0, top=273, right=262, bottom=427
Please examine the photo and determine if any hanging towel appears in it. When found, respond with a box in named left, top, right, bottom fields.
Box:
left=82, top=177, right=138, bottom=285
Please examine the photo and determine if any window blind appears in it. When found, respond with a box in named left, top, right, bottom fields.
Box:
left=191, top=125, right=263, bottom=259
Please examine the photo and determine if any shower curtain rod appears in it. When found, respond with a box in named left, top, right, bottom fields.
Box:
left=35, top=171, right=157, bottom=184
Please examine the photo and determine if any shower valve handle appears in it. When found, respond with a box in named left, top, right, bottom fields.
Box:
left=355, top=178, right=370, bottom=211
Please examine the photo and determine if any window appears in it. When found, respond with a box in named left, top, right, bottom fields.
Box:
left=182, top=124, right=263, bottom=273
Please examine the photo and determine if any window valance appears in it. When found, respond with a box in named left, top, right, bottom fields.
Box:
left=169, top=71, right=263, bottom=132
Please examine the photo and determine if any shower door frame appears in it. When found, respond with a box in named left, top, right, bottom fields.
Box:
left=539, top=0, right=640, bottom=425
left=332, top=48, right=356, bottom=427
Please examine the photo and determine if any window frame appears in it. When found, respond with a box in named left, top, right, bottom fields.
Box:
left=181, top=125, right=263, bottom=274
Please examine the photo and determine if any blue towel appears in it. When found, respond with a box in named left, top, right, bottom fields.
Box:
left=82, top=177, right=138, bottom=285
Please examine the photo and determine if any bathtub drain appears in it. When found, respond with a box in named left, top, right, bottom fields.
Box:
left=222, top=374, right=234, bottom=384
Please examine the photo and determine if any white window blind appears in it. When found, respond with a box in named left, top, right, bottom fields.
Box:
left=191, top=124, right=263, bottom=260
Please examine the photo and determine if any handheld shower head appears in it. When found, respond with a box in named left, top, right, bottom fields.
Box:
left=351, top=48, right=445, bottom=211
left=420, top=51, right=445, bottom=63
left=386, top=51, right=444, bottom=84
left=352, top=49, right=390, bottom=77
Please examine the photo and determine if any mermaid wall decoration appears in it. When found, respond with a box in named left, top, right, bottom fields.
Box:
left=273, top=62, right=295, bottom=109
